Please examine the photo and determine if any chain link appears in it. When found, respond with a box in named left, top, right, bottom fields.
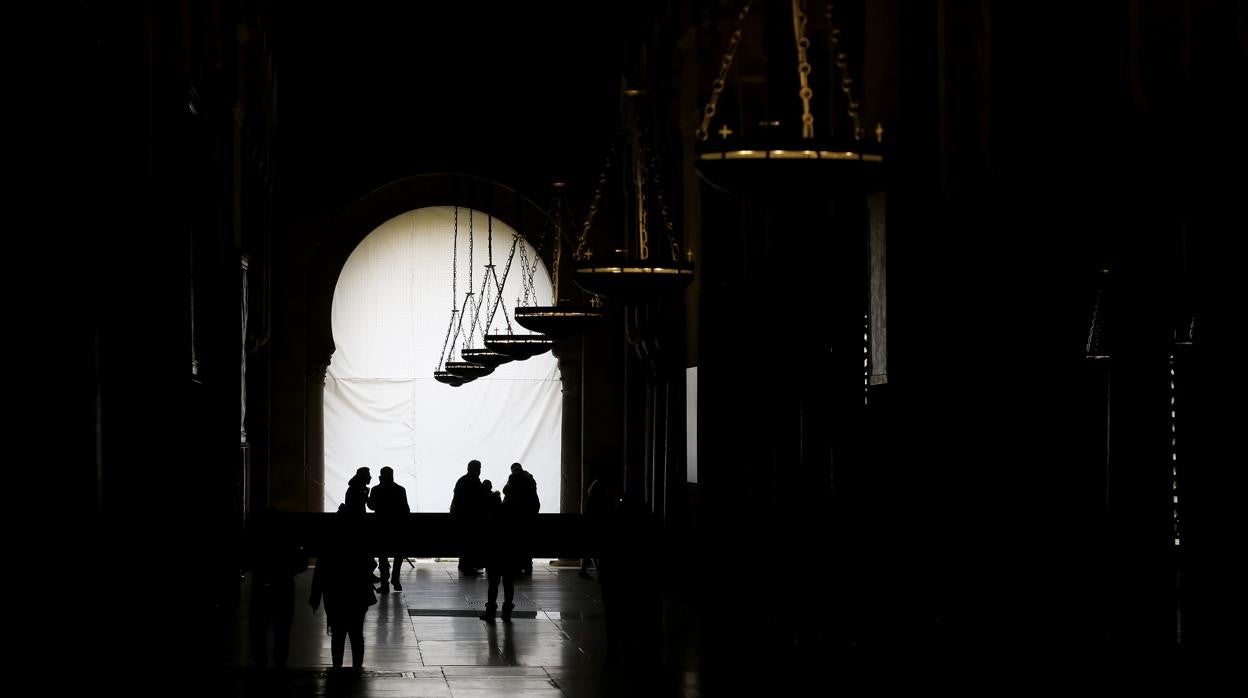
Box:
left=576, top=135, right=619, bottom=261
left=635, top=129, right=649, bottom=261
left=827, top=3, right=863, bottom=141
left=792, top=0, right=815, bottom=139
left=697, top=1, right=753, bottom=141
left=646, top=143, right=683, bottom=262
left=484, top=234, right=519, bottom=335
left=451, top=207, right=458, bottom=310
left=551, top=187, right=563, bottom=303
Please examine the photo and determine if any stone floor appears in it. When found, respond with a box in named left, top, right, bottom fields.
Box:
left=222, top=559, right=700, bottom=697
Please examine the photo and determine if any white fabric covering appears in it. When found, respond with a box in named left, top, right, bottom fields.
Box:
left=324, top=206, right=562, bottom=513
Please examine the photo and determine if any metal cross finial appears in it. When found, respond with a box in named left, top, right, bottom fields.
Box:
left=718, top=124, right=734, bottom=139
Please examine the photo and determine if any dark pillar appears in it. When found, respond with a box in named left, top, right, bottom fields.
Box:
left=555, top=339, right=584, bottom=513
left=305, top=357, right=329, bottom=512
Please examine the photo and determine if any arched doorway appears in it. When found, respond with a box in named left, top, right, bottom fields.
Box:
left=323, top=206, right=561, bottom=512
left=303, top=174, right=584, bottom=516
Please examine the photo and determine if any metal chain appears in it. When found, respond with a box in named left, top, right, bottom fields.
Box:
left=551, top=186, right=563, bottom=303
left=827, top=3, right=863, bottom=141
left=635, top=128, right=649, bottom=261
left=576, top=135, right=619, bottom=261
left=447, top=292, right=471, bottom=363
left=451, top=207, right=458, bottom=310
left=438, top=206, right=461, bottom=370
left=437, top=309, right=456, bottom=371
left=518, top=242, right=536, bottom=307
left=485, top=235, right=519, bottom=334
left=697, top=1, right=754, bottom=141
left=792, top=0, right=815, bottom=139
left=645, top=143, right=683, bottom=262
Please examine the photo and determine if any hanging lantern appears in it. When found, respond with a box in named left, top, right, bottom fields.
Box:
left=433, top=370, right=468, bottom=387
left=572, top=90, right=694, bottom=299
left=460, top=347, right=514, bottom=367
left=444, top=360, right=494, bottom=379
left=483, top=333, right=555, bottom=359
left=513, top=182, right=606, bottom=336
left=432, top=207, right=509, bottom=385
left=514, top=306, right=606, bottom=338
left=693, top=0, right=886, bottom=196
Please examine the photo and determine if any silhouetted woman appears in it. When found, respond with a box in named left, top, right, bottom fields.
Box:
left=340, top=467, right=371, bottom=516
left=309, top=513, right=378, bottom=669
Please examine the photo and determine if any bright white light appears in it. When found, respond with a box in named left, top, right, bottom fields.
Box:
left=324, top=207, right=562, bottom=513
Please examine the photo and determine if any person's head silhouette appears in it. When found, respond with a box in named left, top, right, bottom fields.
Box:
left=482, top=479, right=493, bottom=492
left=379, top=466, right=394, bottom=483
left=468, top=460, right=482, bottom=477
left=350, top=467, right=371, bottom=487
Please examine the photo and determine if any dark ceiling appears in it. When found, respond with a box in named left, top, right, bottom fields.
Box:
left=278, top=2, right=641, bottom=216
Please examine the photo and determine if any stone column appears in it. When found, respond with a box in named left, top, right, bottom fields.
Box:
left=305, top=356, right=329, bottom=512
left=554, top=339, right=584, bottom=513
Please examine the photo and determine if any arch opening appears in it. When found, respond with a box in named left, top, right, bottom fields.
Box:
left=323, top=206, right=562, bottom=513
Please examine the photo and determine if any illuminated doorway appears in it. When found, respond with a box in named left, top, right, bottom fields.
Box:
left=323, top=206, right=561, bottom=512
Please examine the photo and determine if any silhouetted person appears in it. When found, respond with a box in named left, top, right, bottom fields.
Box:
left=246, top=507, right=308, bottom=669
left=368, top=466, right=410, bottom=593
left=503, top=462, right=539, bottom=574
left=451, top=459, right=484, bottom=576
left=600, top=492, right=663, bottom=670
left=482, top=478, right=501, bottom=506
left=309, top=512, right=378, bottom=669
left=479, top=478, right=521, bottom=623
left=339, top=467, right=371, bottom=516
left=579, top=479, right=611, bottom=580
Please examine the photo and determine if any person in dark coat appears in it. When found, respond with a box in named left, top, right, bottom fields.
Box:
left=309, top=513, right=378, bottom=669
left=450, top=460, right=484, bottom=576
left=579, top=479, right=611, bottom=580
left=246, top=507, right=308, bottom=669
left=600, top=492, right=663, bottom=670
left=503, top=462, right=539, bottom=575
left=340, top=467, right=371, bottom=516
left=368, top=466, right=410, bottom=593
left=479, top=479, right=521, bottom=622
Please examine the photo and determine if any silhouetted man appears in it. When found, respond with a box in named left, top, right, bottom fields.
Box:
left=503, top=462, right=539, bottom=574
left=368, top=466, right=410, bottom=593
left=451, top=460, right=484, bottom=575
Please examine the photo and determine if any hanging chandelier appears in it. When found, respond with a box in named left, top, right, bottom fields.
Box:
left=478, top=210, right=556, bottom=360
left=572, top=89, right=694, bottom=299
left=694, top=0, right=885, bottom=194
left=513, top=182, right=606, bottom=337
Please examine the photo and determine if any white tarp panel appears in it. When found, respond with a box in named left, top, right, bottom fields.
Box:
left=324, top=206, right=562, bottom=513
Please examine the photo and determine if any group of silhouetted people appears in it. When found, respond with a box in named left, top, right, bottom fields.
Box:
left=245, top=461, right=663, bottom=673
left=450, top=460, right=540, bottom=621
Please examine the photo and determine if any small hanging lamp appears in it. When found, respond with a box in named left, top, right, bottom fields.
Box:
left=476, top=212, right=556, bottom=359
left=693, top=0, right=885, bottom=195
left=458, top=212, right=519, bottom=368
left=514, top=182, right=606, bottom=337
left=572, top=89, right=694, bottom=299
left=433, top=207, right=489, bottom=386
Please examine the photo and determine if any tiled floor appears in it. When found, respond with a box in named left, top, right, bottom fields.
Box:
left=223, top=560, right=699, bottom=697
